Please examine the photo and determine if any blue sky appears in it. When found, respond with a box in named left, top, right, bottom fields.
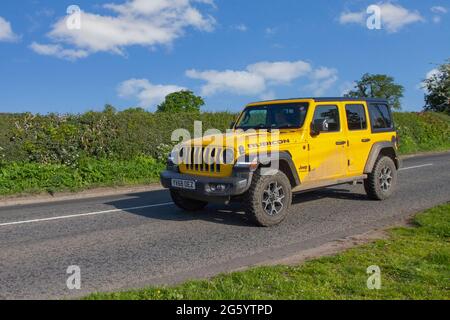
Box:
left=0, top=0, right=448, bottom=114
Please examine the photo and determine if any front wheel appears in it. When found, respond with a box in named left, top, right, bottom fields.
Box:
left=244, top=170, right=292, bottom=227
left=170, top=190, right=208, bottom=212
left=364, top=156, right=398, bottom=200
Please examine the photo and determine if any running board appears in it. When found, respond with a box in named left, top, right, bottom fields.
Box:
left=292, top=175, right=367, bottom=194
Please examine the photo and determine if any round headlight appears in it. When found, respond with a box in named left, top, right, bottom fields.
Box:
left=169, top=146, right=182, bottom=164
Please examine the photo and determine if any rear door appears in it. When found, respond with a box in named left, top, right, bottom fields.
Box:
left=344, top=103, right=372, bottom=175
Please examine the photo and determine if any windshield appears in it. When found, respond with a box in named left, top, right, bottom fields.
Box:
left=235, top=103, right=309, bottom=130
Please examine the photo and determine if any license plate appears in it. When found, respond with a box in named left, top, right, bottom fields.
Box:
left=171, top=179, right=196, bottom=190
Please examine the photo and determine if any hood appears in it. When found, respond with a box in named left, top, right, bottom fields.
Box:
left=183, top=129, right=304, bottom=154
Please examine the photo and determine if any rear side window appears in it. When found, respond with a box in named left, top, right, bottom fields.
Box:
left=346, top=104, right=367, bottom=130
left=368, top=104, right=394, bottom=132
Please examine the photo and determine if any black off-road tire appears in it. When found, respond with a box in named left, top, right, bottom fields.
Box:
left=364, top=156, right=398, bottom=200
left=170, top=190, right=208, bottom=212
left=244, top=170, right=292, bottom=227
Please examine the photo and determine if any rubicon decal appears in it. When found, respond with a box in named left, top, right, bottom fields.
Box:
left=248, top=139, right=290, bottom=149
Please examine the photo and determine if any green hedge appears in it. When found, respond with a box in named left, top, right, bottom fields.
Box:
left=394, top=112, right=450, bottom=154
left=0, top=108, right=236, bottom=165
left=2, top=108, right=449, bottom=166
left=0, top=109, right=449, bottom=196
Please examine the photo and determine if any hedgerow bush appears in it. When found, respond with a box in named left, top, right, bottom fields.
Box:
left=1, top=106, right=236, bottom=165
left=0, top=107, right=448, bottom=196
left=2, top=108, right=448, bottom=166
left=394, top=112, right=450, bottom=154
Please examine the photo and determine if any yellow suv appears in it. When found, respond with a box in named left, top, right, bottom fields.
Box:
left=161, top=97, right=401, bottom=227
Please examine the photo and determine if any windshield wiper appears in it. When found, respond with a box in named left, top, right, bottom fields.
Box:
left=271, top=124, right=298, bottom=130
left=236, top=124, right=271, bottom=131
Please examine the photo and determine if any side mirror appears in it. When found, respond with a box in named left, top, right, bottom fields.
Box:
left=310, top=121, right=321, bottom=136
left=229, top=122, right=235, bottom=129
left=311, top=119, right=331, bottom=135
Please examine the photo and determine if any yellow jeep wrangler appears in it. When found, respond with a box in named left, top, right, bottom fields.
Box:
left=160, top=97, right=401, bottom=227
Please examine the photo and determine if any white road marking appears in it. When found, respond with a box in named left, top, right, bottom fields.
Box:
left=0, top=162, right=435, bottom=228
left=399, top=163, right=433, bottom=171
left=0, top=202, right=174, bottom=227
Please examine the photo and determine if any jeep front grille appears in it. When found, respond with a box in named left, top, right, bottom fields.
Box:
left=183, top=146, right=223, bottom=173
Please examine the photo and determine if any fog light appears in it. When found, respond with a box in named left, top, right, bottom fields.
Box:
left=210, top=184, right=227, bottom=192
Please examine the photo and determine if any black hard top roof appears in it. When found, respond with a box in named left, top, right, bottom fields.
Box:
left=313, top=97, right=388, bottom=103
left=248, top=97, right=389, bottom=105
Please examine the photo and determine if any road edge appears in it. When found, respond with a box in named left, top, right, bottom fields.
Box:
left=1, top=150, right=449, bottom=208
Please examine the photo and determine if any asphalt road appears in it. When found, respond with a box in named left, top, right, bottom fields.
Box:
left=0, top=153, right=449, bottom=299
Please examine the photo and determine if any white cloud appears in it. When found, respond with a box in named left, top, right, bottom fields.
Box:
left=265, top=27, right=277, bottom=35
left=30, top=42, right=89, bottom=60
left=0, top=16, right=19, bottom=42
left=32, top=0, right=216, bottom=60
left=232, top=24, right=248, bottom=32
left=186, top=60, right=337, bottom=97
left=339, top=12, right=365, bottom=24
left=418, top=68, right=441, bottom=92
left=381, top=3, right=425, bottom=32
left=340, top=3, right=424, bottom=33
left=247, top=61, right=312, bottom=83
left=260, top=90, right=276, bottom=101
left=340, top=81, right=357, bottom=96
left=431, top=6, right=447, bottom=14
left=117, top=78, right=186, bottom=109
left=426, top=68, right=441, bottom=80
left=304, top=67, right=339, bottom=96
left=186, top=69, right=266, bottom=96
left=431, top=6, right=447, bottom=23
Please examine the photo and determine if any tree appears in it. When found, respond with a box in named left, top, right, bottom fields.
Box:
left=423, top=60, right=450, bottom=114
left=344, top=73, right=404, bottom=110
left=157, top=90, right=204, bottom=113
left=103, top=104, right=117, bottom=114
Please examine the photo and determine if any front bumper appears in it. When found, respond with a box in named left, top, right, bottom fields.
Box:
left=160, top=169, right=252, bottom=199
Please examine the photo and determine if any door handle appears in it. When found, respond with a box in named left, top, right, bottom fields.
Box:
left=361, top=138, right=371, bottom=143
left=336, top=141, right=346, bottom=146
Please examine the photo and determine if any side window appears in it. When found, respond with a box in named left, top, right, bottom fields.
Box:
left=346, top=104, right=367, bottom=131
left=368, top=104, right=393, bottom=131
left=313, top=105, right=340, bottom=133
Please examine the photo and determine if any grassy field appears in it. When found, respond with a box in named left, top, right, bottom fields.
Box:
left=85, top=203, right=450, bottom=300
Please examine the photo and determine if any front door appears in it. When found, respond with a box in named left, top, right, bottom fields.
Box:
left=306, top=103, right=347, bottom=182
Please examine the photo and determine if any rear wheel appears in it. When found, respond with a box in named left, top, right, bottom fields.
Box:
left=170, top=190, right=208, bottom=212
left=244, top=170, right=292, bottom=227
left=364, top=156, right=398, bottom=200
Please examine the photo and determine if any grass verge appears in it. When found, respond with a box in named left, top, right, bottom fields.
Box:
left=0, top=156, right=164, bottom=196
left=85, top=203, right=450, bottom=300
